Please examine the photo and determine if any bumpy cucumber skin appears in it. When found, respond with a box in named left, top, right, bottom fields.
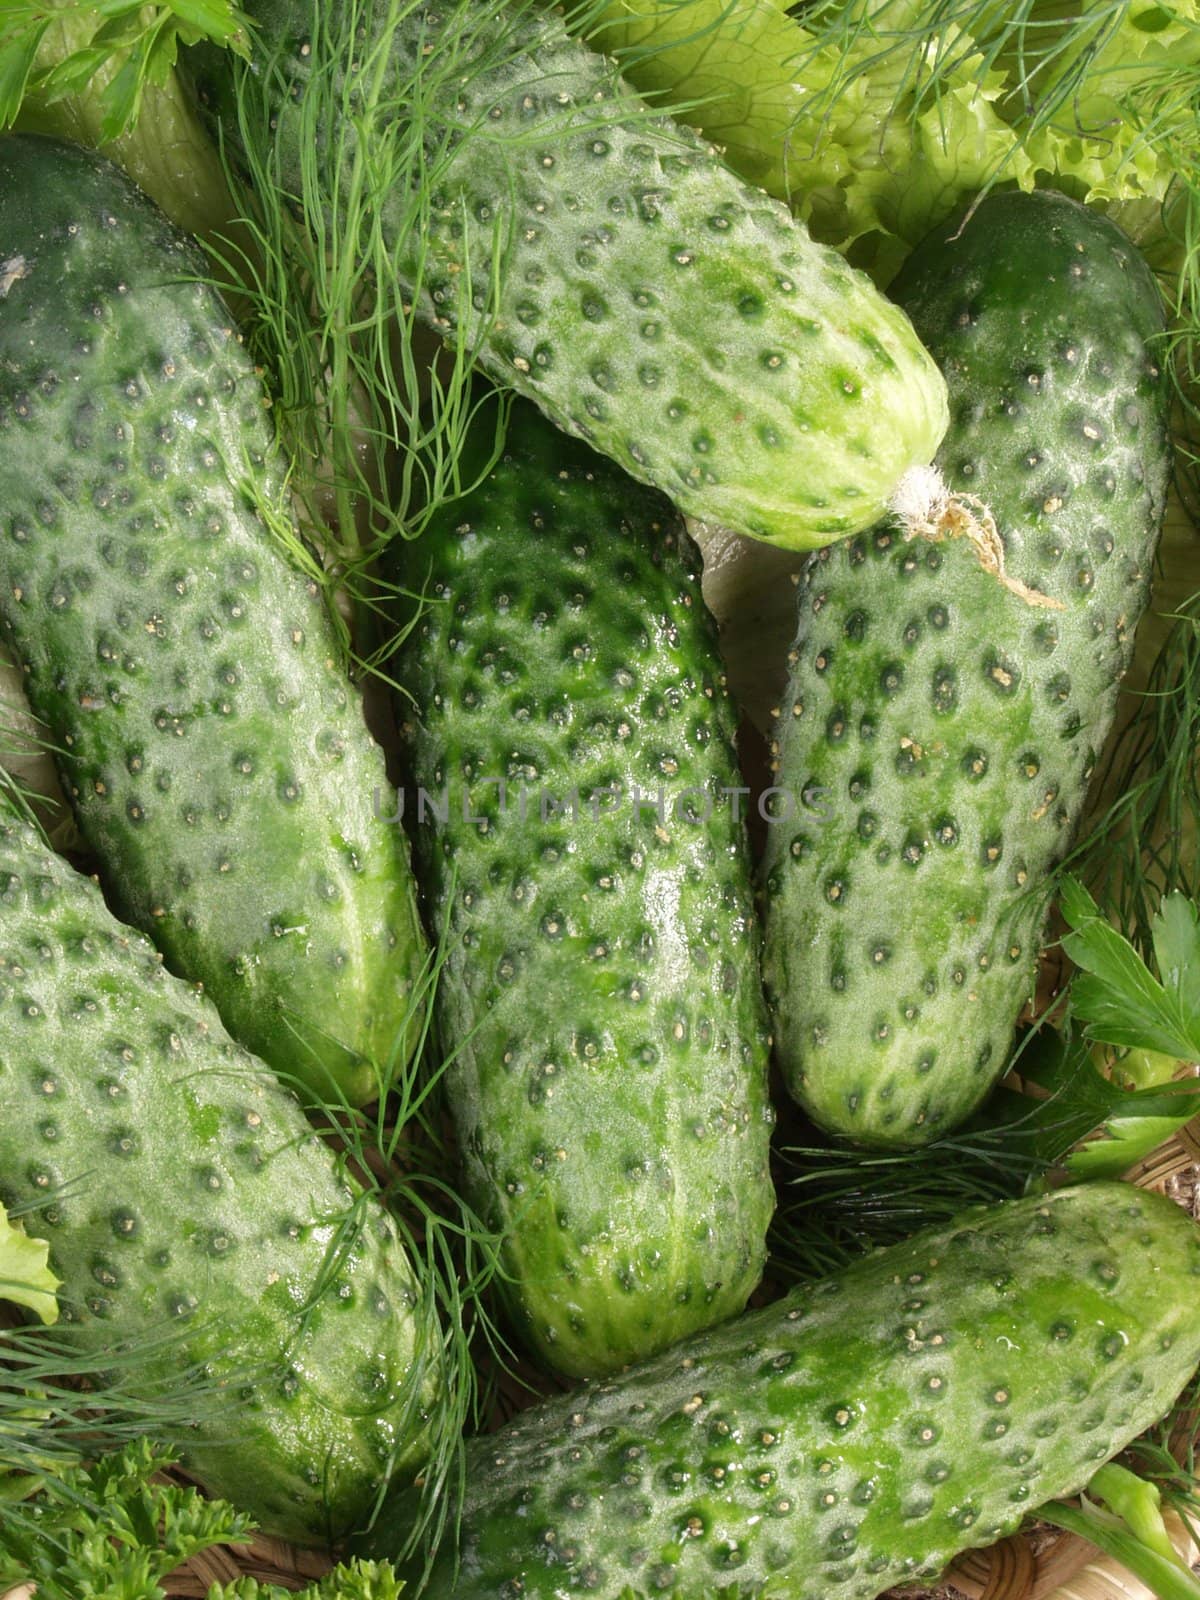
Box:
left=0, top=813, right=440, bottom=1545
left=195, top=0, right=947, bottom=551
left=0, top=135, right=427, bottom=1106
left=374, top=1183, right=1200, bottom=1599
left=391, top=404, right=774, bottom=1378
left=761, top=191, right=1170, bottom=1146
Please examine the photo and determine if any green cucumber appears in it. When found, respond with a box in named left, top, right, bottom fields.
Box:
left=0, top=809, right=440, bottom=1545
left=389, top=401, right=774, bottom=1378
left=192, top=0, right=948, bottom=552
left=0, top=133, right=427, bottom=1107
left=373, top=1182, right=1200, bottom=1599
left=761, top=190, right=1171, bottom=1146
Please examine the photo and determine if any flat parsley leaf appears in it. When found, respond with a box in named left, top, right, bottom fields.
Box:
left=0, top=0, right=248, bottom=138
left=1062, top=876, right=1200, bottom=1062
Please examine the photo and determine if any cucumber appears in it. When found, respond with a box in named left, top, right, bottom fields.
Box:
left=389, top=401, right=774, bottom=1378
left=191, top=0, right=948, bottom=552
left=0, top=133, right=428, bottom=1107
left=0, top=809, right=441, bottom=1545
left=372, top=1182, right=1200, bottom=1599
left=760, top=191, right=1171, bottom=1146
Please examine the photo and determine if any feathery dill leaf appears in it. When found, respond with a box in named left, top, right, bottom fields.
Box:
left=195, top=0, right=712, bottom=658
left=0, top=729, right=56, bottom=848
left=1078, top=579, right=1200, bottom=957
left=0, top=1322, right=261, bottom=1482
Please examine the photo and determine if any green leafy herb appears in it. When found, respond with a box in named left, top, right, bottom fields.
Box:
left=0, top=1438, right=254, bottom=1596
left=1, top=5, right=241, bottom=242
left=209, top=1561, right=406, bottom=1600
left=0, top=1438, right=406, bottom=1599
left=1062, top=876, right=1200, bottom=1061
left=1016, top=1029, right=1200, bottom=1183
left=208, top=1560, right=405, bottom=1598
left=185, top=0, right=526, bottom=652
left=197, top=0, right=697, bottom=664
left=0, top=0, right=249, bottom=141
left=0, top=1202, right=58, bottom=1327
left=0, top=1315, right=262, bottom=1486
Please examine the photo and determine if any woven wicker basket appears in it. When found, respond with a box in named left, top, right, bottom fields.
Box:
left=141, top=1134, right=1200, bottom=1600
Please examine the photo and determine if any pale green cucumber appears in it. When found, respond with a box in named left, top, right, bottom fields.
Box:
left=191, top=0, right=948, bottom=552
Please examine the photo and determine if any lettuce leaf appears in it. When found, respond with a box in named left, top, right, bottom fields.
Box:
left=0, top=1201, right=59, bottom=1326
left=571, top=0, right=1200, bottom=285
left=579, top=0, right=1029, bottom=277
left=581, top=0, right=810, bottom=197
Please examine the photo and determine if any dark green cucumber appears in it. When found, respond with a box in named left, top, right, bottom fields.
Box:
left=390, top=402, right=774, bottom=1378
left=192, top=0, right=947, bottom=551
left=0, top=134, right=427, bottom=1106
left=0, top=810, right=440, bottom=1544
left=761, top=190, right=1171, bottom=1146
left=373, top=1182, right=1200, bottom=1599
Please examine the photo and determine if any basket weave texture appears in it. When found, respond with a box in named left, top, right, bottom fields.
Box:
left=152, top=1136, right=1200, bottom=1600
